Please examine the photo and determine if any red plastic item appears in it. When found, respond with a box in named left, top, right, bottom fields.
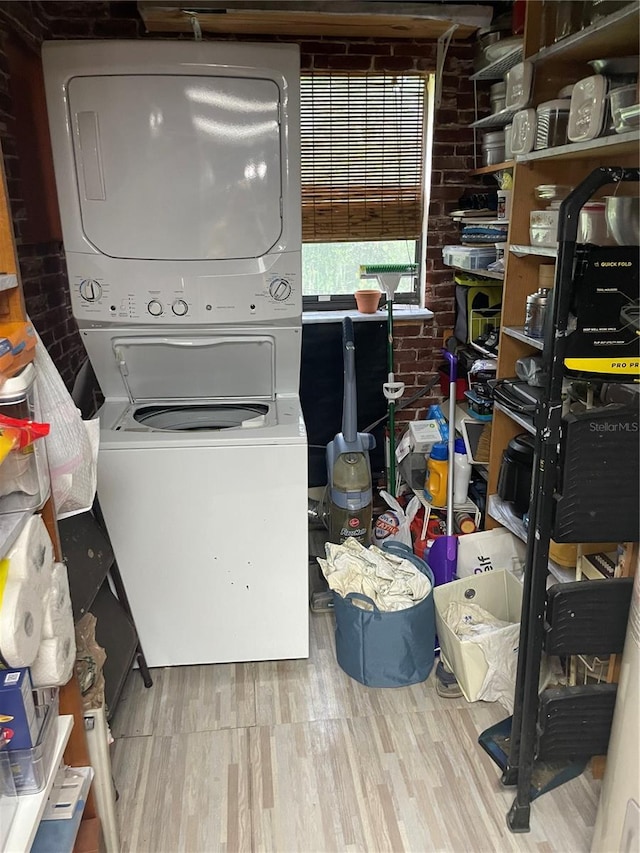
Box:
left=512, top=0, right=526, bottom=35
left=438, top=367, right=468, bottom=402
left=0, top=414, right=49, bottom=449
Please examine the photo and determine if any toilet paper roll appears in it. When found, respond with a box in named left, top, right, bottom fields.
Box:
left=30, top=629, right=76, bottom=688
left=7, top=515, right=54, bottom=595
left=42, top=563, right=72, bottom=639
left=0, top=579, right=43, bottom=667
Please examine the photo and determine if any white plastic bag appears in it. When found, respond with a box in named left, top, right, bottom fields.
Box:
left=456, top=528, right=526, bottom=579
left=372, top=491, right=420, bottom=548
left=34, top=335, right=99, bottom=519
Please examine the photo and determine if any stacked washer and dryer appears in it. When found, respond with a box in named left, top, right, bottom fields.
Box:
left=43, top=41, right=309, bottom=667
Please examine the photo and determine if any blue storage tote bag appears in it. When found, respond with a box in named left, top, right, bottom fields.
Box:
left=332, top=542, right=436, bottom=688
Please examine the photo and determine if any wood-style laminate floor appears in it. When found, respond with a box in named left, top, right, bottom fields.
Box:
left=111, top=612, right=600, bottom=853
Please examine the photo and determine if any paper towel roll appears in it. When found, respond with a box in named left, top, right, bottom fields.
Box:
left=42, top=562, right=72, bottom=639
left=30, top=628, right=76, bottom=688
left=0, top=579, right=43, bottom=667
left=7, top=515, right=54, bottom=595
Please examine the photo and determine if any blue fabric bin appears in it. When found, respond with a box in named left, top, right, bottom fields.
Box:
left=332, top=542, right=436, bottom=688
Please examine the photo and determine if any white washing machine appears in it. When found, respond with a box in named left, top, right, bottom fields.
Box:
left=43, top=40, right=309, bottom=666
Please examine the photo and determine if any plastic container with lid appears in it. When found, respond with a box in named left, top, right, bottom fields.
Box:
left=482, top=130, right=506, bottom=166
left=505, top=61, right=533, bottom=111
left=0, top=364, right=49, bottom=513
left=534, top=184, right=574, bottom=203
left=530, top=206, right=560, bottom=247
left=524, top=288, right=550, bottom=338
left=610, top=84, right=640, bottom=133
left=510, top=109, right=536, bottom=155
left=504, top=123, right=513, bottom=160
left=490, top=81, right=507, bottom=115
left=535, top=99, right=571, bottom=149
left=568, top=75, right=609, bottom=142
left=578, top=201, right=614, bottom=245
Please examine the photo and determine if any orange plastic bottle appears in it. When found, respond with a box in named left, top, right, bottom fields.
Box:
left=424, top=442, right=448, bottom=508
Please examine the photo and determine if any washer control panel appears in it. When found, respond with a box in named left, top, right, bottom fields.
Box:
left=70, top=258, right=301, bottom=324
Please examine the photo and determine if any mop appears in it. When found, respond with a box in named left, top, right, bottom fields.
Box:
left=359, top=263, right=417, bottom=496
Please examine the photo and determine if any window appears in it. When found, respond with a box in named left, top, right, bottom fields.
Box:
left=300, top=72, right=430, bottom=306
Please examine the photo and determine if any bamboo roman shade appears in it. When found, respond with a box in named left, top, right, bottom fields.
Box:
left=300, top=73, right=427, bottom=243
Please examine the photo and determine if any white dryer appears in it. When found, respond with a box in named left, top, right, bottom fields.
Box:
left=43, top=40, right=309, bottom=666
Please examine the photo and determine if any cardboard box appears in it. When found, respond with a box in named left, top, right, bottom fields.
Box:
left=0, top=669, right=39, bottom=750
left=433, top=570, right=523, bottom=703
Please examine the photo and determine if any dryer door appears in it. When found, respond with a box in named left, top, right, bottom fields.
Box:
left=67, top=74, right=283, bottom=261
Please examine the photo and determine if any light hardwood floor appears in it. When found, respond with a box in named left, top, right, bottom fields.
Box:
left=111, top=613, right=600, bottom=853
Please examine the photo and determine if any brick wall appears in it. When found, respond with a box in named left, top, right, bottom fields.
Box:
left=1, top=2, right=482, bottom=414
left=0, top=2, right=87, bottom=390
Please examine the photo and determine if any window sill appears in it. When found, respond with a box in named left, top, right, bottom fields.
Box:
left=302, top=305, right=434, bottom=325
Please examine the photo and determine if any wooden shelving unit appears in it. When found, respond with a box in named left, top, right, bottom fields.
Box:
left=484, top=2, right=640, bottom=505
left=470, top=160, right=515, bottom=176
left=0, top=138, right=99, bottom=848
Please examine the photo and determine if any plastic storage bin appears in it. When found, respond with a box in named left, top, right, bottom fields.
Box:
left=568, top=76, right=609, bottom=142
left=443, top=246, right=497, bottom=271
left=0, top=363, right=50, bottom=514
left=0, top=736, right=18, bottom=848
left=535, top=99, right=571, bottom=149
left=505, top=61, right=533, bottom=111
left=8, top=690, right=59, bottom=795
left=510, top=108, right=536, bottom=155
left=433, top=569, right=523, bottom=703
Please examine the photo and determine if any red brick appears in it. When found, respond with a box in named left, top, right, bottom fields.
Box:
left=347, top=43, right=392, bottom=56
left=301, top=41, right=347, bottom=54
left=373, top=56, right=415, bottom=72
left=326, top=55, right=374, bottom=71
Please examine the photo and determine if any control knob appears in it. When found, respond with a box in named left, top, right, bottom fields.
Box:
left=172, top=299, right=188, bottom=316
left=79, top=279, right=102, bottom=302
left=269, top=278, right=292, bottom=301
left=147, top=299, right=163, bottom=317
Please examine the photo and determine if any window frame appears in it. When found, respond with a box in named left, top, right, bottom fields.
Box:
left=299, top=70, right=433, bottom=310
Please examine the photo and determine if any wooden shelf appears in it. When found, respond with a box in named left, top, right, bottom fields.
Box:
left=487, top=495, right=575, bottom=585
left=470, top=161, right=515, bottom=176
left=5, top=716, right=74, bottom=853
left=502, top=326, right=544, bottom=351
left=527, top=3, right=640, bottom=69
left=493, top=400, right=535, bottom=435
left=510, top=244, right=557, bottom=258
left=516, top=131, right=640, bottom=164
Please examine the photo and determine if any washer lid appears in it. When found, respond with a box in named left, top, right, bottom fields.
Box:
left=112, top=335, right=275, bottom=402
left=67, top=73, right=283, bottom=261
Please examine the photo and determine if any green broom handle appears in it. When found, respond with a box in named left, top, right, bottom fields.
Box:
left=388, top=298, right=396, bottom=494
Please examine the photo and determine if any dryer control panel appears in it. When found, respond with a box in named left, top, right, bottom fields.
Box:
left=68, top=252, right=302, bottom=325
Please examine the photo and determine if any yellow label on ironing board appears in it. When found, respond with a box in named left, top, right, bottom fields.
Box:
left=564, top=357, right=640, bottom=380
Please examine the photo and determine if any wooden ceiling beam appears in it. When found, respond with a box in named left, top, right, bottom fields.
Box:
left=137, top=2, right=492, bottom=39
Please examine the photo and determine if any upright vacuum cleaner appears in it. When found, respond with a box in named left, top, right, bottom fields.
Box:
left=327, top=318, right=376, bottom=546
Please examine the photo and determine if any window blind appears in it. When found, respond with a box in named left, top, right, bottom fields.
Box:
left=300, top=73, right=426, bottom=243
